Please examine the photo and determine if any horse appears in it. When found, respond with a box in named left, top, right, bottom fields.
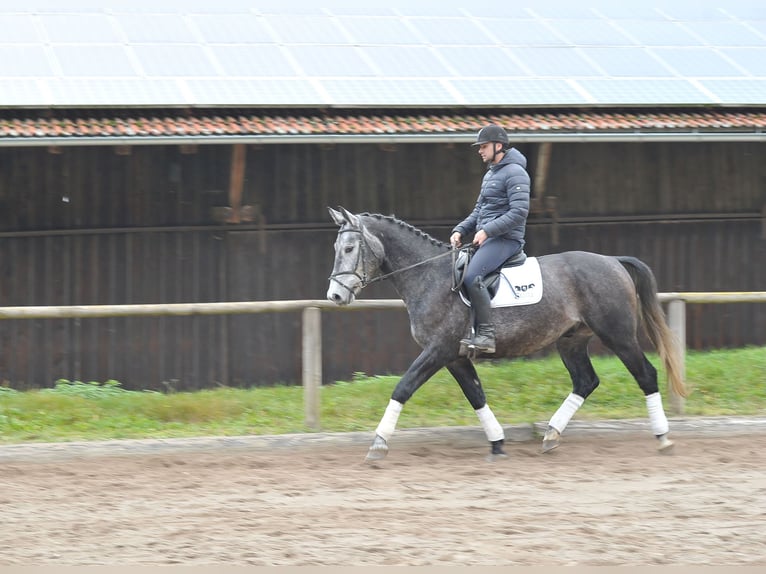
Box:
left=326, top=206, right=688, bottom=463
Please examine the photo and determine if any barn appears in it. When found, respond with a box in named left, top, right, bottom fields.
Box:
left=0, top=1, right=764, bottom=391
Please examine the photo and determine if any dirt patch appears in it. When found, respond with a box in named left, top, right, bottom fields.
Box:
left=1, top=429, right=764, bottom=566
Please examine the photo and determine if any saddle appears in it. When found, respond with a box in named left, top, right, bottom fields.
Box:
left=452, top=247, right=527, bottom=299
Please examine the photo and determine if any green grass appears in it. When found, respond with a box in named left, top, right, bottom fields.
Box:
left=0, top=347, right=764, bottom=444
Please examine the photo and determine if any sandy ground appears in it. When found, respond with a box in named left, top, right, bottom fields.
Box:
left=0, top=426, right=764, bottom=566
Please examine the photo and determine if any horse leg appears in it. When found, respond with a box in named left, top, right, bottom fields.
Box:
left=366, top=348, right=448, bottom=463
left=447, top=357, right=507, bottom=461
left=605, top=338, right=674, bottom=453
left=543, top=332, right=600, bottom=453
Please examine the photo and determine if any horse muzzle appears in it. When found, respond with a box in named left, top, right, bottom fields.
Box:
left=326, top=277, right=358, bottom=306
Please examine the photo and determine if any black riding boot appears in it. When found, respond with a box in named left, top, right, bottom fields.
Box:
left=462, top=276, right=496, bottom=354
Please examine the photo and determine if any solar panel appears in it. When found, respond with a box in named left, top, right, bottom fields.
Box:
left=132, top=45, right=220, bottom=77
left=613, top=20, right=704, bottom=46
left=209, top=46, right=298, bottom=77
left=323, top=3, right=397, bottom=17
left=358, top=46, right=453, bottom=77
left=659, top=2, right=729, bottom=21
left=589, top=4, right=668, bottom=20
left=576, top=78, right=713, bottom=104
left=0, top=79, right=49, bottom=106
left=477, top=18, right=568, bottom=47
left=185, top=78, right=324, bottom=105
left=436, top=47, right=529, bottom=77
left=719, top=48, right=766, bottom=76
left=336, top=17, right=423, bottom=45
left=652, top=48, right=744, bottom=77
left=508, top=47, right=602, bottom=76
left=450, top=78, right=590, bottom=105
left=407, top=18, right=494, bottom=46
left=115, top=14, right=198, bottom=43
left=189, top=14, right=275, bottom=44
left=287, top=45, right=375, bottom=76
left=722, top=0, right=766, bottom=19
left=263, top=14, right=349, bottom=44
left=0, top=14, right=40, bottom=42
left=700, top=79, right=766, bottom=105
left=44, top=78, right=188, bottom=106
left=54, top=45, right=137, bottom=77
left=0, top=0, right=764, bottom=109
left=522, top=1, right=598, bottom=19
left=38, top=14, right=122, bottom=43
left=681, top=21, right=766, bottom=47
left=581, top=47, right=674, bottom=77
left=0, top=46, right=55, bottom=77
left=321, top=78, right=459, bottom=106
left=547, top=19, right=636, bottom=46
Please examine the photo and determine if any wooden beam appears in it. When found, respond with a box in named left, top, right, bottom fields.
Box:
left=533, top=142, right=553, bottom=200
left=227, top=144, right=247, bottom=223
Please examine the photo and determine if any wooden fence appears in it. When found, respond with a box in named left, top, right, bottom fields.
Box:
left=1, top=292, right=765, bottom=428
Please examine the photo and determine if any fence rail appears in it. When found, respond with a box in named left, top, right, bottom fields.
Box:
left=1, top=292, right=764, bottom=427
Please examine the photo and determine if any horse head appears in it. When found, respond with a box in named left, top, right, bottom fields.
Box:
left=327, top=206, right=385, bottom=305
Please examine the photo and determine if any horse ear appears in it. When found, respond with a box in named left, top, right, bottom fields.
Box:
left=328, top=206, right=345, bottom=226
left=339, top=206, right=360, bottom=228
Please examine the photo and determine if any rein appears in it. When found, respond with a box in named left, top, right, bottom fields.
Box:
left=366, top=247, right=463, bottom=286
left=329, top=227, right=470, bottom=290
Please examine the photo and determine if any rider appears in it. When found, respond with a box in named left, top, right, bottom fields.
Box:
left=449, top=124, right=531, bottom=354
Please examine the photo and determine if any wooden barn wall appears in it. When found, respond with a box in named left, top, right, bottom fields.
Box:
left=0, top=141, right=763, bottom=390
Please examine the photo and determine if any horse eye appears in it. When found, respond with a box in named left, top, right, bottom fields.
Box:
left=344, top=245, right=354, bottom=254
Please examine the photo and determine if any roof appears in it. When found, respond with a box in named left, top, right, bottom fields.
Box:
left=3, top=108, right=766, bottom=146
left=2, top=0, right=766, bottom=110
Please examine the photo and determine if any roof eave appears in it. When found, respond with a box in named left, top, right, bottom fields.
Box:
left=3, top=129, right=766, bottom=148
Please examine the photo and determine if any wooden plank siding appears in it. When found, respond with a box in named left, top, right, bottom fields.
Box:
left=0, top=141, right=763, bottom=390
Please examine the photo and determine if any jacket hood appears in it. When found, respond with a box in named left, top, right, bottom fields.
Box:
left=496, top=147, right=527, bottom=169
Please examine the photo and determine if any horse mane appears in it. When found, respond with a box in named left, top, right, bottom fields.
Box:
left=360, top=212, right=449, bottom=250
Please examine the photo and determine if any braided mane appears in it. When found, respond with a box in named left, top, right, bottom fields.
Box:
left=360, top=212, right=449, bottom=250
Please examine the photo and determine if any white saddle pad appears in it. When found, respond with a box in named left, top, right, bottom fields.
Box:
left=459, top=257, right=543, bottom=308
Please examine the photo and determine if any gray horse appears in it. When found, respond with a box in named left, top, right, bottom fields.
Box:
left=326, top=207, right=688, bottom=462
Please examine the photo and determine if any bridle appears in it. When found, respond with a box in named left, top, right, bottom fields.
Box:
left=328, top=225, right=469, bottom=295
left=328, top=228, right=378, bottom=296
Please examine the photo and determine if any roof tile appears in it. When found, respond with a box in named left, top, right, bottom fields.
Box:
left=2, top=109, right=766, bottom=141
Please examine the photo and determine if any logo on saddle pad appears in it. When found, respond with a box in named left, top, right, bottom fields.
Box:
left=457, top=257, right=543, bottom=308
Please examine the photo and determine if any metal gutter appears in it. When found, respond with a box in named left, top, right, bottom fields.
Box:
left=2, top=130, right=766, bottom=147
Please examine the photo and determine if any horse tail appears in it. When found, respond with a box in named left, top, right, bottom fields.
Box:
left=616, top=256, right=689, bottom=398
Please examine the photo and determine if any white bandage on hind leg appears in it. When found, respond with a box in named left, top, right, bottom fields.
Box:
left=475, top=405, right=505, bottom=442
left=646, top=392, right=669, bottom=436
left=548, top=393, right=585, bottom=434
left=375, top=399, right=403, bottom=441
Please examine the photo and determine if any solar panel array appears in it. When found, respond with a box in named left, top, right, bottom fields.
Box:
left=1, top=0, right=765, bottom=108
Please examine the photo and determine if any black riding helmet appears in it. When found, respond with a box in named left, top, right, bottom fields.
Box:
left=472, top=124, right=509, bottom=165
left=471, top=124, right=509, bottom=148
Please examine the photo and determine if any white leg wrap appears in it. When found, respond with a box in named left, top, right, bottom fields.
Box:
left=548, top=393, right=585, bottom=434
left=375, top=399, right=403, bottom=441
left=475, top=405, right=505, bottom=442
left=646, top=392, right=669, bottom=436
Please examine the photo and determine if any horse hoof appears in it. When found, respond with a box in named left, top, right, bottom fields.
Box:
left=542, top=427, right=561, bottom=453
left=486, top=439, right=507, bottom=462
left=657, top=434, right=674, bottom=454
left=365, top=435, right=389, bottom=463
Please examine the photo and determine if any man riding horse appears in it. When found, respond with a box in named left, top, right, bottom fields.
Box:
left=450, top=124, right=531, bottom=355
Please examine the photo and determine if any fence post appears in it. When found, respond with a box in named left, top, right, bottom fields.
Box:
left=667, top=299, right=686, bottom=415
left=302, top=306, right=322, bottom=430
